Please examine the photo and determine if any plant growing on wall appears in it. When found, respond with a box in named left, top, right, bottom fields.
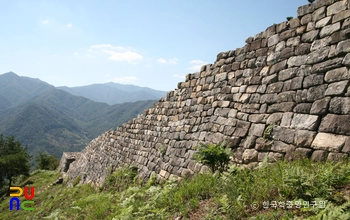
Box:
left=308, top=0, right=315, bottom=3
left=194, top=141, right=231, bottom=173
left=286, top=16, right=293, bottom=21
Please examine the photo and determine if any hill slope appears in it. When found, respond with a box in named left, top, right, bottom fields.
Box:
left=0, top=72, right=156, bottom=158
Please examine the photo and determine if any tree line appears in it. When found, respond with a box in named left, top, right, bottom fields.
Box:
left=0, top=134, right=59, bottom=196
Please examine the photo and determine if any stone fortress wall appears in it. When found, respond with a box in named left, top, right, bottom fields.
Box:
left=59, top=0, right=350, bottom=187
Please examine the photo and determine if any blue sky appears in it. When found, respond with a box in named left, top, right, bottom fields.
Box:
left=0, top=0, right=307, bottom=91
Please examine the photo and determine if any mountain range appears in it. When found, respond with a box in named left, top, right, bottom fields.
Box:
left=0, top=72, right=165, bottom=158
left=58, top=82, right=166, bottom=105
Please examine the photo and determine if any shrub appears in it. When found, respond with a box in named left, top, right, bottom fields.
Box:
left=194, top=141, right=231, bottom=173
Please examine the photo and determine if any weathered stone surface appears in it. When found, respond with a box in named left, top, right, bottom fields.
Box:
left=310, top=97, right=330, bottom=115
left=307, top=84, right=328, bottom=102
left=342, top=137, right=350, bottom=153
left=266, top=82, right=284, bottom=93
left=295, top=43, right=311, bottom=55
left=287, top=55, right=308, bottom=67
left=310, top=36, right=332, bottom=51
left=242, top=149, right=258, bottom=163
left=301, top=30, right=319, bottom=43
left=320, top=22, right=341, bottom=37
left=336, top=39, right=350, bottom=55
left=293, top=103, right=312, bottom=113
left=327, top=0, right=346, bottom=16
left=315, top=16, right=331, bottom=28
left=267, top=102, right=295, bottom=113
left=324, top=67, right=349, bottom=82
left=343, top=53, right=350, bottom=66
left=278, top=68, right=297, bottom=81
left=324, top=80, right=348, bottom=95
left=303, top=74, right=324, bottom=88
left=311, top=132, right=348, bottom=152
left=327, top=152, right=348, bottom=161
left=305, top=47, right=330, bottom=64
left=294, top=130, right=317, bottom=147
left=312, top=6, right=326, bottom=21
left=290, top=114, right=320, bottom=130
left=280, top=112, right=293, bottom=127
left=267, top=152, right=284, bottom=162
left=249, top=123, right=265, bottom=137
left=311, top=150, right=328, bottom=161
left=294, top=148, right=313, bottom=159
left=271, top=127, right=295, bottom=144
left=329, top=97, right=350, bottom=114
left=333, top=9, right=350, bottom=22
left=319, top=114, right=350, bottom=135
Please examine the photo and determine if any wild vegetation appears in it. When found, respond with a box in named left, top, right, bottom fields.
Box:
left=0, top=158, right=349, bottom=219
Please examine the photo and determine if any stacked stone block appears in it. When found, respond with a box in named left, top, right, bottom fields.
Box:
left=62, top=0, right=350, bottom=187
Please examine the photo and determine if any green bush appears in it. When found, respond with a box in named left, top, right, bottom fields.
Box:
left=194, top=141, right=231, bottom=173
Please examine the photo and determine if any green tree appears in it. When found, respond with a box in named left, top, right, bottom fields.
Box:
left=0, top=134, right=31, bottom=195
left=35, top=152, right=60, bottom=170
left=194, top=141, right=232, bottom=173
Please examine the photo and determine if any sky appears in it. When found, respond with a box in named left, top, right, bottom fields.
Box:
left=0, top=0, right=307, bottom=91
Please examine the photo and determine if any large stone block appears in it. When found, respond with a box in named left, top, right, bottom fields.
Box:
left=312, top=58, right=343, bottom=73
left=330, top=96, right=350, bottom=114
left=312, top=132, right=348, bottom=152
left=303, top=74, right=324, bottom=88
left=287, top=55, right=308, bottom=67
left=249, top=123, right=265, bottom=137
left=310, top=97, right=331, bottom=115
left=325, top=67, right=349, bottom=82
left=267, top=102, right=295, bottom=113
left=293, top=148, right=313, bottom=160
left=325, top=80, right=349, bottom=96
left=290, top=114, right=320, bottom=130
left=307, top=84, right=327, bottom=102
left=305, top=46, right=330, bottom=64
left=294, top=130, right=317, bottom=147
left=301, top=30, right=319, bottom=43
left=327, top=0, right=347, bottom=16
left=293, top=103, right=312, bottom=114
left=271, top=127, right=295, bottom=144
left=320, top=22, right=341, bottom=37
left=311, top=150, right=327, bottom=161
left=336, top=39, right=350, bottom=55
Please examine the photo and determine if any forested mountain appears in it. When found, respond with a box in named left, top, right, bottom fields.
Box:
left=58, top=82, right=166, bottom=105
left=0, top=72, right=157, bottom=158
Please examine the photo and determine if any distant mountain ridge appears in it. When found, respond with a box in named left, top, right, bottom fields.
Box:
left=0, top=72, right=157, bottom=158
left=58, top=82, right=167, bottom=105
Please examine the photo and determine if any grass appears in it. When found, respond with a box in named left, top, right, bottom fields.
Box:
left=0, top=159, right=349, bottom=219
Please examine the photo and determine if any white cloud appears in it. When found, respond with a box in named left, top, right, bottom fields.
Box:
left=157, top=58, right=167, bottom=64
left=157, top=58, right=178, bottom=64
left=86, top=44, right=142, bottom=63
left=42, top=20, right=49, bottom=25
left=103, top=50, right=143, bottom=63
left=168, top=58, right=178, bottom=64
left=173, top=74, right=185, bottom=79
left=111, top=76, right=138, bottom=83
left=189, top=60, right=205, bottom=65
left=188, top=59, right=206, bottom=72
left=74, top=52, right=79, bottom=56
left=67, top=23, right=72, bottom=28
